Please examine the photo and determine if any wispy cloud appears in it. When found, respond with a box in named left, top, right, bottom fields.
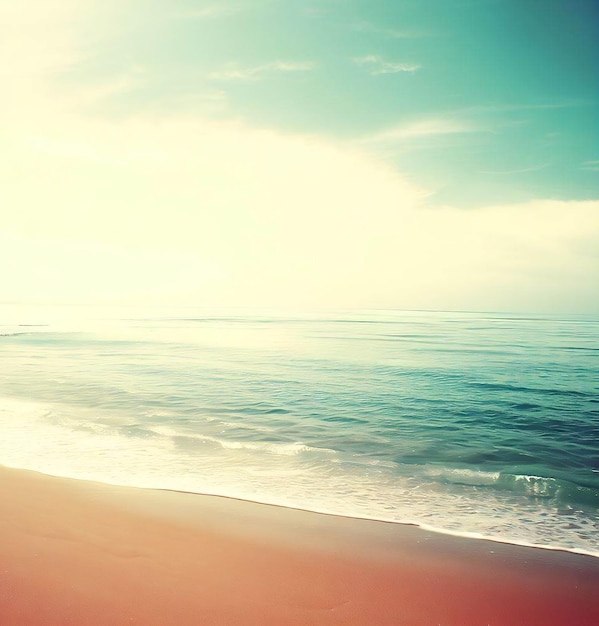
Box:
left=152, top=89, right=229, bottom=115
left=459, top=100, right=590, bottom=114
left=70, top=67, right=147, bottom=106
left=207, top=61, right=315, bottom=82
left=581, top=160, right=599, bottom=172
left=303, top=6, right=329, bottom=18
left=364, top=119, right=480, bottom=144
left=173, top=4, right=241, bottom=20
left=25, top=135, right=169, bottom=166
left=349, top=21, right=429, bottom=39
left=477, top=163, right=551, bottom=175
left=353, top=55, right=420, bottom=75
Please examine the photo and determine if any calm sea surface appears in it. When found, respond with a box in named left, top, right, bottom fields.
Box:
left=1, top=306, right=598, bottom=555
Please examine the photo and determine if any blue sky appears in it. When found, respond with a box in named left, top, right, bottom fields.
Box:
left=1, top=0, right=598, bottom=312
left=66, top=0, right=599, bottom=206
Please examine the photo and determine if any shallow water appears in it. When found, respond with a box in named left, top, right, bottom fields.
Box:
left=1, top=305, right=597, bottom=555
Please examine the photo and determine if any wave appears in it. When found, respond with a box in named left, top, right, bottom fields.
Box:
left=1, top=399, right=596, bottom=559
left=421, top=465, right=598, bottom=508
left=422, top=466, right=500, bottom=485
left=239, top=404, right=290, bottom=416
left=145, top=426, right=337, bottom=457
left=557, top=346, right=599, bottom=352
left=496, top=473, right=599, bottom=507
left=510, top=402, right=542, bottom=410
left=469, top=381, right=594, bottom=398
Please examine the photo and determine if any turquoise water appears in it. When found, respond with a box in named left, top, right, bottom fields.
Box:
left=1, top=306, right=597, bottom=555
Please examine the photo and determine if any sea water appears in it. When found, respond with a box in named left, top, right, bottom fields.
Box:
left=1, top=305, right=597, bottom=555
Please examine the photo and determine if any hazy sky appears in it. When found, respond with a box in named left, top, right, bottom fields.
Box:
left=1, top=0, right=598, bottom=313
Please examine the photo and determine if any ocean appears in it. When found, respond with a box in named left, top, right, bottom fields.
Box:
left=1, top=305, right=597, bottom=556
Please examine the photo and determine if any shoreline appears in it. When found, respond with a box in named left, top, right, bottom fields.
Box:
left=155, top=486, right=599, bottom=560
left=4, top=462, right=598, bottom=560
left=2, top=465, right=599, bottom=625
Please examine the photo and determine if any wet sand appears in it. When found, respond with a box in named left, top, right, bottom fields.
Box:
left=1, top=466, right=598, bottom=625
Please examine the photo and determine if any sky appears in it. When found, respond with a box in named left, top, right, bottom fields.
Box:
left=1, top=0, right=598, bottom=313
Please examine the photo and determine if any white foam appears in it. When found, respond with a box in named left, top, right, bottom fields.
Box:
left=422, top=465, right=501, bottom=485
left=1, top=394, right=597, bottom=559
left=149, top=425, right=336, bottom=456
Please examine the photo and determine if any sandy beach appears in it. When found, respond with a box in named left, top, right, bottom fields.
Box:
left=1, top=466, right=598, bottom=625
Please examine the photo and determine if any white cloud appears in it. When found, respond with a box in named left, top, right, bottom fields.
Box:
left=0, top=232, right=223, bottom=304
left=303, top=7, right=329, bottom=18
left=66, top=68, right=149, bottom=109
left=461, top=101, right=589, bottom=114
left=4, top=105, right=598, bottom=312
left=581, top=160, right=599, bottom=172
left=24, top=134, right=169, bottom=166
left=362, top=119, right=480, bottom=146
left=1, top=0, right=598, bottom=314
left=174, top=4, right=242, bottom=20
left=477, top=163, right=551, bottom=175
left=353, top=55, right=420, bottom=75
left=207, top=61, right=315, bottom=81
left=349, top=21, right=429, bottom=39
left=0, top=1, right=81, bottom=86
